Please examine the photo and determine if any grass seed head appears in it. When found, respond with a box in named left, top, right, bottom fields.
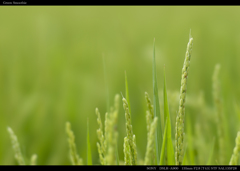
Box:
left=122, top=96, right=137, bottom=165
left=175, top=36, right=193, bottom=165
left=123, top=137, right=131, bottom=165
left=144, top=117, right=158, bottom=165
left=7, top=127, right=25, bottom=165
left=66, top=122, right=83, bottom=165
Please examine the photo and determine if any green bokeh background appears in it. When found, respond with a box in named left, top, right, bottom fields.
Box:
left=0, top=6, right=240, bottom=165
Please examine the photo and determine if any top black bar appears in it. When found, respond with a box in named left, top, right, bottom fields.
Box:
left=2, top=1, right=104, bottom=5
left=0, top=2, right=173, bottom=5
left=0, top=2, right=237, bottom=5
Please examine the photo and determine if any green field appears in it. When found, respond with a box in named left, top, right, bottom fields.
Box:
left=1, top=6, right=240, bottom=165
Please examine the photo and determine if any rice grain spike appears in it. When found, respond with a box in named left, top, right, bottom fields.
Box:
left=144, top=117, right=158, bottom=165
left=7, top=127, right=25, bottom=165
left=95, top=108, right=105, bottom=165
left=122, top=97, right=137, bottom=165
left=65, top=122, right=83, bottom=165
left=175, top=36, right=193, bottom=165
left=123, top=137, right=131, bottom=165
left=145, top=92, right=154, bottom=120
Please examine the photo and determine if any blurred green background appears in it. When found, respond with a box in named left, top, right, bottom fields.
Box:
left=0, top=6, right=240, bottom=165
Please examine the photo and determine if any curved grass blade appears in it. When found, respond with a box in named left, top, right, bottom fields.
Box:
left=87, top=119, right=92, bottom=165
left=163, top=66, right=175, bottom=165
left=152, top=38, right=162, bottom=165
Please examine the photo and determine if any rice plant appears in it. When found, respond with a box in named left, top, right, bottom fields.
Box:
left=7, top=34, right=240, bottom=166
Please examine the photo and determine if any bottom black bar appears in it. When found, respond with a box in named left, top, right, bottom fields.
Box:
left=41, top=166, right=239, bottom=170
left=3, top=165, right=239, bottom=170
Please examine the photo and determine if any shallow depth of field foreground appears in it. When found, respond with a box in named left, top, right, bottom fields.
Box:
left=1, top=6, right=240, bottom=165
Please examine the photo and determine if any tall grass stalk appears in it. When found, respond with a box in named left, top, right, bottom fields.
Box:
left=175, top=36, right=193, bottom=165
left=152, top=38, right=162, bottom=165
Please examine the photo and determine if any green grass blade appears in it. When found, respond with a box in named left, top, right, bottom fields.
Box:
left=163, top=66, right=175, bottom=165
left=207, top=137, right=215, bottom=165
left=163, top=66, right=168, bottom=123
left=152, top=38, right=162, bottom=165
left=103, top=54, right=110, bottom=112
left=160, top=117, right=168, bottom=165
left=87, top=119, right=92, bottom=165
left=125, top=71, right=131, bottom=115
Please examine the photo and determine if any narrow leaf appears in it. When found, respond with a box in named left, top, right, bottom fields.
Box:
left=152, top=38, right=162, bottom=165
left=160, top=117, right=168, bottom=165
left=163, top=66, right=175, bottom=165
left=87, top=119, right=92, bottom=165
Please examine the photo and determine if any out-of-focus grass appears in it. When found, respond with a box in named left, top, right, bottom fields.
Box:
left=1, top=6, right=240, bottom=164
